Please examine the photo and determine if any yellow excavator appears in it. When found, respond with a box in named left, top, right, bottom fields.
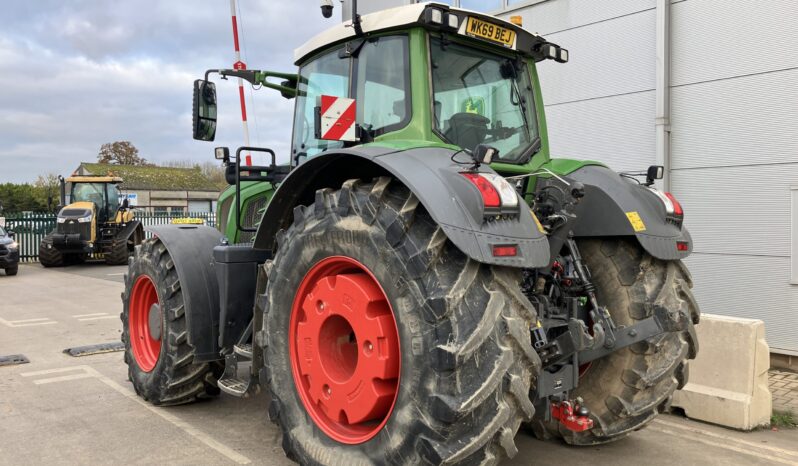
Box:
left=39, top=175, right=143, bottom=266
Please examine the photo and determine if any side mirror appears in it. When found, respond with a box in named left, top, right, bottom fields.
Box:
left=193, top=79, right=217, bottom=141
left=7, top=231, right=14, bottom=238
left=646, top=165, right=664, bottom=185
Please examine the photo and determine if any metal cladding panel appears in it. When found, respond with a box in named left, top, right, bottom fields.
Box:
left=499, top=0, right=655, bottom=36
left=546, top=91, right=656, bottom=172
left=685, top=252, right=798, bottom=353
left=671, top=68, right=798, bottom=169
left=671, top=164, right=798, bottom=258
left=671, top=0, right=798, bottom=87
left=532, top=9, right=656, bottom=105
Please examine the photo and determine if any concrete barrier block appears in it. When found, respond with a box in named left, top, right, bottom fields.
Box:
left=672, top=314, right=772, bottom=430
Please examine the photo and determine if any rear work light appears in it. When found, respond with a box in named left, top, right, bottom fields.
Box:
left=461, top=172, right=520, bottom=215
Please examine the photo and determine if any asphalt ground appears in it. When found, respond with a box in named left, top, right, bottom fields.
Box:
left=2, top=263, right=798, bottom=465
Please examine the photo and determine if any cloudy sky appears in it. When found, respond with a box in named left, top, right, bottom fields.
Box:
left=0, top=1, right=333, bottom=183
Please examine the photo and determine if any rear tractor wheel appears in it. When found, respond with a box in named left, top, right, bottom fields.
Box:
left=121, top=238, right=222, bottom=405
left=533, top=239, right=700, bottom=444
left=261, top=177, right=541, bottom=465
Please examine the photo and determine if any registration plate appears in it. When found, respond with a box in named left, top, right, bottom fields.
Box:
left=464, top=17, right=516, bottom=48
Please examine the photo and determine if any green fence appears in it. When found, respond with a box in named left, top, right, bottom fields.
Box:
left=2, top=211, right=217, bottom=262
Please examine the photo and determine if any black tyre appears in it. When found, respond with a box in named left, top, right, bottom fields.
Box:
left=533, top=239, right=699, bottom=444
left=39, top=236, right=65, bottom=267
left=261, top=177, right=540, bottom=465
left=106, top=236, right=132, bottom=265
left=5, top=265, right=18, bottom=276
left=121, top=238, right=222, bottom=405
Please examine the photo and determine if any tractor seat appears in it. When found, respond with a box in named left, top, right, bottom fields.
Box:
left=443, top=112, right=489, bottom=151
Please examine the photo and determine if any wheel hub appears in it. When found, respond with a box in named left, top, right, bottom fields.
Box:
left=129, top=275, right=162, bottom=372
left=289, top=256, right=400, bottom=444
left=148, top=303, right=162, bottom=341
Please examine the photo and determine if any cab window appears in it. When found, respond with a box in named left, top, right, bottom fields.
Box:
left=292, top=49, right=349, bottom=160
left=291, top=35, right=410, bottom=162
left=355, top=36, right=410, bottom=137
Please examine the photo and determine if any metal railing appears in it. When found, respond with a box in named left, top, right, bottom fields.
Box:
left=2, top=211, right=217, bottom=262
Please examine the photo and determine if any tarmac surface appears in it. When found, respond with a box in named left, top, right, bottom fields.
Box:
left=2, top=262, right=798, bottom=466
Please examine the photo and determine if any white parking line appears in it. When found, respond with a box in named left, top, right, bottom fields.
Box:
left=106, top=273, right=125, bottom=276
left=78, top=316, right=118, bottom=321
left=72, top=313, right=107, bottom=318
left=20, top=365, right=251, bottom=464
left=0, top=316, right=58, bottom=327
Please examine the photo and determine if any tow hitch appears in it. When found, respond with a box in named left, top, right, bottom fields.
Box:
left=551, top=398, right=593, bottom=432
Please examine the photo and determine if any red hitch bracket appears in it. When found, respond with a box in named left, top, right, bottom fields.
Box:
left=551, top=400, right=594, bottom=432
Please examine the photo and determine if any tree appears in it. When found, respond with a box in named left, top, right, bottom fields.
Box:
left=0, top=183, right=48, bottom=214
left=34, top=173, right=62, bottom=212
left=98, top=141, right=150, bottom=165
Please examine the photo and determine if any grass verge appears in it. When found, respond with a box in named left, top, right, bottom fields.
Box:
left=771, top=410, right=797, bottom=429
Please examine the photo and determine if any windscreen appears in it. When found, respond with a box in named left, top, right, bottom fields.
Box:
left=430, top=38, right=540, bottom=164
left=71, top=183, right=105, bottom=206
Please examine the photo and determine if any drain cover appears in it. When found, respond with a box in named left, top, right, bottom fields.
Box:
left=0, top=354, right=30, bottom=367
left=63, top=342, right=125, bottom=357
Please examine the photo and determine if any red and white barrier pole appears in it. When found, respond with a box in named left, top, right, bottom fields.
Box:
left=230, top=0, right=252, bottom=166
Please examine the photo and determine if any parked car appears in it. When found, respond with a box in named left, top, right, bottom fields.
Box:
left=0, top=225, right=20, bottom=275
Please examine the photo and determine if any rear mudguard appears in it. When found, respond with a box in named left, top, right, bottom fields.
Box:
left=563, top=165, right=692, bottom=260
left=252, top=146, right=550, bottom=268
left=145, top=224, right=223, bottom=362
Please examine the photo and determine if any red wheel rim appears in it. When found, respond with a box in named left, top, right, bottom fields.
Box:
left=289, top=256, right=401, bottom=444
left=129, top=275, right=162, bottom=372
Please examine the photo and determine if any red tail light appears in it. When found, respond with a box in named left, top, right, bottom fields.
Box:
left=492, top=245, right=518, bottom=257
left=462, top=173, right=501, bottom=208
left=664, top=192, right=683, bottom=217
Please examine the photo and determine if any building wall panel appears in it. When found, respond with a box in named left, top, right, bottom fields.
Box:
left=685, top=252, right=798, bottom=354
left=671, top=0, right=798, bottom=87
left=546, top=91, right=655, bottom=171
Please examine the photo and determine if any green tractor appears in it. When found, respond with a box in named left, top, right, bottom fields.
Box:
left=122, top=3, right=699, bottom=464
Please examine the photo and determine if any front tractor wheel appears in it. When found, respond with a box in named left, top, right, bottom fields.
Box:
left=262, top=177, right=541, bottom=465
left=121, top=238, right=222, bottom=405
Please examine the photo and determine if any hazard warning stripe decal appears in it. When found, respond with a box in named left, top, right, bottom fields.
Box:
left=318, top=95, right=357, bottom=142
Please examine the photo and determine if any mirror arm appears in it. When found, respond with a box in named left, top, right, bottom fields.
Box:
left=205, top=69, right=298, bottom=97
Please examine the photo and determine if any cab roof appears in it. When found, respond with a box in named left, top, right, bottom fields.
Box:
left=66, top=176, right=123, bottom=183
left=294, top=2, right=547, bottom=65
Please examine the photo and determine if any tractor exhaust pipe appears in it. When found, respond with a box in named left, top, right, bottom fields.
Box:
left=58, top=175, right=66, bottom=208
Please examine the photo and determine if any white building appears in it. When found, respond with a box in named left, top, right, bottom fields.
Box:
left=342, top=0, right=798, bottom=363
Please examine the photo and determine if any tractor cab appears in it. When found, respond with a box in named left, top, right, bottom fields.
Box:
left=288, top=4, right=562, bottom=166
left=66, top=176, right=122, bottom=224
